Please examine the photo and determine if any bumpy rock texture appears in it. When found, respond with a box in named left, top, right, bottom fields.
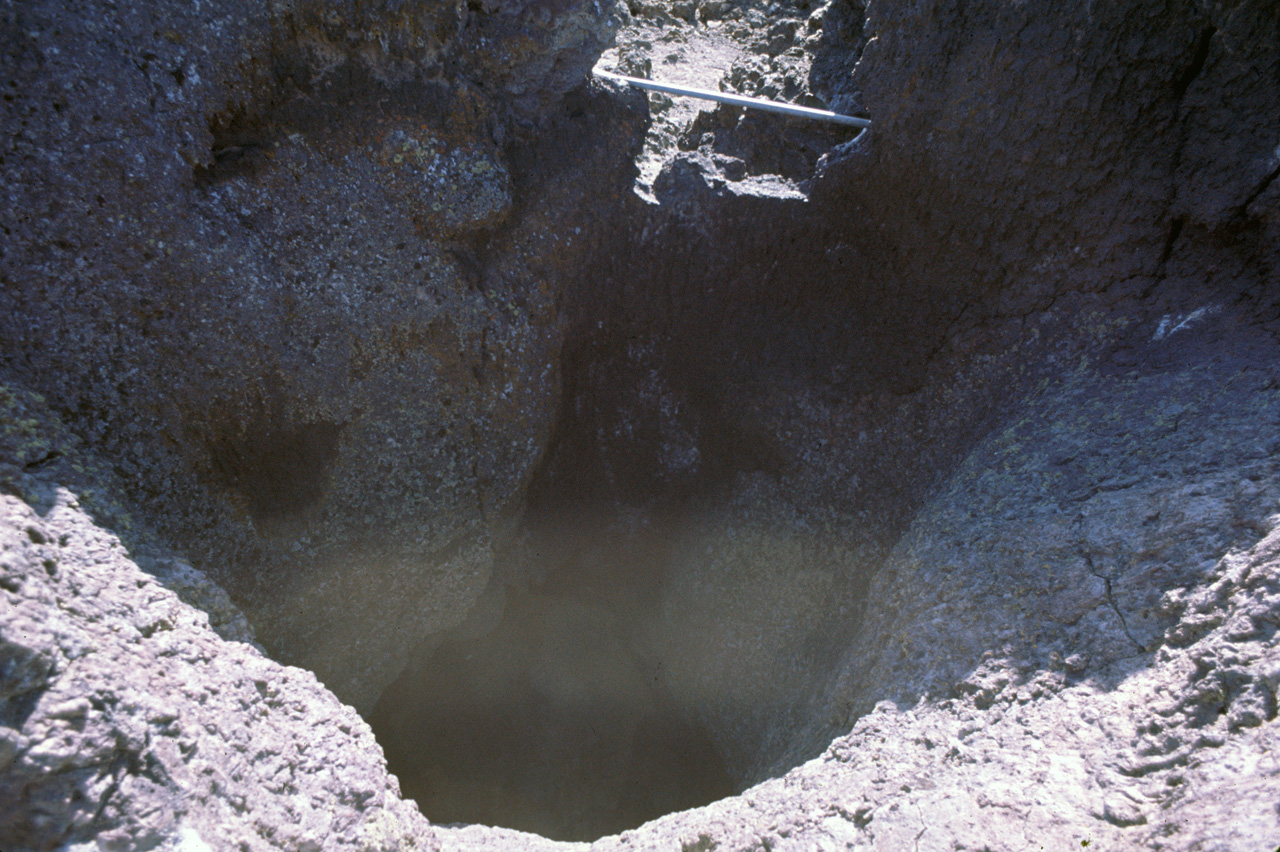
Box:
left=0, top=0, right=637, bottom=712
left=3, top=0, right=1280, bottom=848
left=0, top=416, right=432, bottom=851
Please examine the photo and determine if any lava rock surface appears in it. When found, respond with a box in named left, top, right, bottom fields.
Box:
left=0, top=443, right=431, bottom=851
left=0, top=0, right=637, bottom=712
left=2, top=0, right=1279, bottom=848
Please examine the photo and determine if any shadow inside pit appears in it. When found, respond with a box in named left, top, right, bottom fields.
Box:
left=368, top=582, right=735, bottom=842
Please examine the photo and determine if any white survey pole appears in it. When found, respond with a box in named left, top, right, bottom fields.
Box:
left=594, top=69, right=871, bottom=129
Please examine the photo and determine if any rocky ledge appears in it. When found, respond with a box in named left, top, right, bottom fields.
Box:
left=0, top=435, right=430, bottom=850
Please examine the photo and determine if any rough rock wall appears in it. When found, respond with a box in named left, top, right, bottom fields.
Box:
left=442, top=504, right=1280, bottom=850
left=0, top=394, right=432, bottom=851
left=0, top=382, right=258, bottom=648
left=848, top=0, right=1279, bottom=304
left=825, top=316, right=1280, bottom=713
left=532, top=0, right=1280, bottom=788
left=427, top=0, right=1280, bottom=818
left=2, top=0, right=1279, bottom=847
left=0, top=0, right=640, bottom=712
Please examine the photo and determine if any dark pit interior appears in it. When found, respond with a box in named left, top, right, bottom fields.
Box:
left=356, top=91, right=1000, bottom=833
left=368, top=363, right=760, bottom=841
left=369, top=566, right=737, bottom=841
left=363, top=167, right=969, bottom=840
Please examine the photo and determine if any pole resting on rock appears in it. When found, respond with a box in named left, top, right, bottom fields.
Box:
left=594, top=69, right=872, bottom=129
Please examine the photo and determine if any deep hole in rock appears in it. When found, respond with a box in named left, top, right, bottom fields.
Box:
left=362, top=188, right=957, bottom=840
left=362, top=136, right=956, bottom=844
left=369, top=373, right=748, bottom=841
left=370, top=574, right=736, bottom=842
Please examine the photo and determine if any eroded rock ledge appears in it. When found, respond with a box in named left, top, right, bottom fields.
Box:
left=3, top=0, right=1279, bottom=848
left=0, top=449, right=431, bottom=850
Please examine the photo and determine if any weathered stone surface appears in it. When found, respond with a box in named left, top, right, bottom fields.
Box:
left=816, top=313, right=1280, bottom=708
left=829, top=0, right=1280, bottom=305
left=597, top=0, right=862, bottom=193
left=0, top=0, right=634, bottom=712
left=3, top=0, right=1280, bottom=847
left=0, top=480, right=432, bottom=851
left=0, top=383, right=258, bottom=649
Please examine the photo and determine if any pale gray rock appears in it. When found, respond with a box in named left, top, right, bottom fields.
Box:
left=0, top=382, right=259, bottom=650
left=824, top=324, right=1280, bottom=736
left=0, top=487, right=433, bottom=851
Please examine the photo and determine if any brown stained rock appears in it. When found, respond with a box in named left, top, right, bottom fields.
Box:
left=0, top=0, right=633, bottom=712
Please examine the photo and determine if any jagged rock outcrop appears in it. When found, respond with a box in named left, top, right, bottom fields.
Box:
left=0, top=400, right=432, bottom=851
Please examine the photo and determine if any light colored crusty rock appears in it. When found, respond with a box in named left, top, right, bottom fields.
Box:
left=824, top=319, right=1280, bottom=737
left=0, top=487, right=433, bottom=852
left=0, top=382, right=259, bottom=650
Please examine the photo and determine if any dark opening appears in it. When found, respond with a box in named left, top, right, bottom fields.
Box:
left=369, top=581, right=735, bottom=842
left=206, top=419, right=343, bottom=522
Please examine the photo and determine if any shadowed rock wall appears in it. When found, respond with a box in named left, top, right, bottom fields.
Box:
left=518, top=0, right=1280, bottom=789
left=0, top=0, right=641, bottom=712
